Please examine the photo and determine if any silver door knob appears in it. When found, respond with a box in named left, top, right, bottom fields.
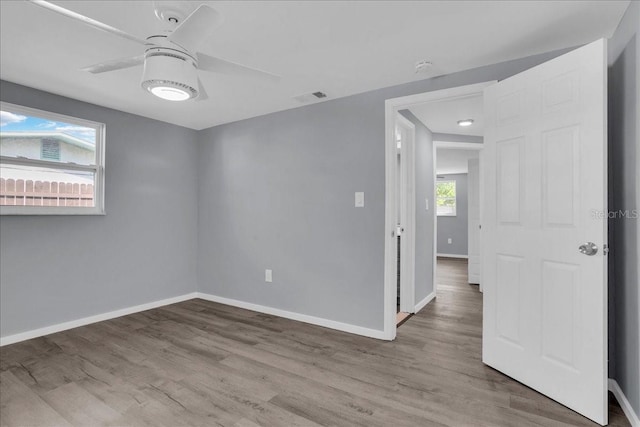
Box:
left=578, top=242, right=598, bottom=256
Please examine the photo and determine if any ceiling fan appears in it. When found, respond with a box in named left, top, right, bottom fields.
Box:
left=30, top=1, right=280, bottom=102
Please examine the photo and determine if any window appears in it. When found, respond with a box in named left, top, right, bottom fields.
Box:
left=436, top=180, right=456, bottom=216
left=0, top=102, right=105, bottom=215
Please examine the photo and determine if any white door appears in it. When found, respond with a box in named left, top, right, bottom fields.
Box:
left=467, top=157, right=481, bottom=285
left=396, top=114, right=415, bottom=313
left=482, top=39, right=608, bottom=425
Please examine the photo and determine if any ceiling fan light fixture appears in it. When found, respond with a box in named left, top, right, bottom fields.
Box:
left=141, top=52, right=198, bottom=101
left=149, top=85, right=191, bottom=101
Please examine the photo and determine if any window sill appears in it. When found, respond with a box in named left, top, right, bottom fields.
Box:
left=0, top=207, right=106, bottom=216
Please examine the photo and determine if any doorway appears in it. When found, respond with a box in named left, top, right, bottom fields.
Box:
left=434, top=141, right=484, bottom=299
left=383, top=81, right=494, bottom=340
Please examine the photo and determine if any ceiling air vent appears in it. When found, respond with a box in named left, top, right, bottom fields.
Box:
left=293, top=91, right=328, bottom=104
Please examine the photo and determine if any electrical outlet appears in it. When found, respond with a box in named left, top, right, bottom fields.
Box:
left=448, top=238, right=452, bottom=244
left=265, top=269, right=272, bottom=283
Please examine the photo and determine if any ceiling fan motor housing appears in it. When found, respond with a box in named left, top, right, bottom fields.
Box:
left=141, top=49, right=199, bottom=100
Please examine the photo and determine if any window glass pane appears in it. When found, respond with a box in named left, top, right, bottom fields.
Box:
left=0, top=109, right=96, bottom=166
left=438, top=198, right=456, bottom=207
left=0, top=164, right=95, bottom=207
left=436, top=180, right=457, bottom=216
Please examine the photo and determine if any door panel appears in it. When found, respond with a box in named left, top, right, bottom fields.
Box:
left=495, top=254, right=524, bottom=347
left=482, top=39, right=607, bottom=425
left=542, top=126, right=579, bottom=227
left=496, top=138, right=524, bottom=224
left=541, top=260, right=580, bottom=369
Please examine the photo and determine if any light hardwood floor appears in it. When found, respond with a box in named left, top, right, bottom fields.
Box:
left=0, top=259, right=630, bottom=426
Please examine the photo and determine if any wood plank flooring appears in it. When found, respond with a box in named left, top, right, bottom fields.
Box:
left=0, top=259, right=630, bottom=426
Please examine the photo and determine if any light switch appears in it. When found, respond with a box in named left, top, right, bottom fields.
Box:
left=265, top=269, right=272, bottom=283
left=355, top=192, right=365, bottom=207
left=425, top=198, right=429, bottom=210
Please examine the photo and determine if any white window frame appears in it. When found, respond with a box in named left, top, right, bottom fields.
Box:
left=0, top=102, right=105, bottom=215
left=436, top=179, right=457, bottom=217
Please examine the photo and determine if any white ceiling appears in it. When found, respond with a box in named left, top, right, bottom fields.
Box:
left=409, top=94, right=484, bottom=136
left=0, top=1, right=629, bottom=130
left=436, top=148, right=480, bottom=175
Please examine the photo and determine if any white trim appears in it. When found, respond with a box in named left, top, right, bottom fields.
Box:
left=0, top=101, right=106, bottom=130
left=1, top=291, right=390, bottom=347
left=396, top=114, right=414, bottom=132
left=478, top=149, right=485, bottom=292
left=196, top=292, right=388, bottom=340
left=433, top=138, right=438, bottom=311
left=415, top=292, right=436, bottom=313
left=0, top=292, right=197, bottom=346
left=397, top=113, right=416, bottom=314
left=437, top=253, right=469, bottom=259
left=384, top=99, right=398, bottom=340
left=384, top=81, right=496, bottom=340
left=0, top=206, right=106, bottom=216
left=609, top=379, right=640, bottom=427
left=0, top=155, right=98, bottom=171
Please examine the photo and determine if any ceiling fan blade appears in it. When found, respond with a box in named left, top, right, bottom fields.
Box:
left=29, top=0, right=147, bottom=46
left=167, top=5, right=221, bottom=53
left=81, top=55, right=145, bottom=74
left=197, top=77, right=208, bottom=101
left=197, top=53, right=280, bottom=83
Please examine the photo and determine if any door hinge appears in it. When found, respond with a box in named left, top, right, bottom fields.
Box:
left=603, top=244, right=609, bottom=255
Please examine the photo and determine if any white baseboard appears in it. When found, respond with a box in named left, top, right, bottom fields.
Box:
left=415, top=291, right=436, bottom=313
left=196, top=292, right=387, bottom=340
left=609, top=379, right=640, bottom=427
left=437, top=253, right=468, bottom=259
left=0, top=292, right=198, bottom=347
left=1, top=291, right=389, bottom=347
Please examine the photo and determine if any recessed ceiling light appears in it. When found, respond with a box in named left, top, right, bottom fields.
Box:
left=457, top=119, right=474, bottom=127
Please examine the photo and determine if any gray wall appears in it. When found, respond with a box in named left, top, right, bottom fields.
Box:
left=197, top=92, right=385, bottom=329
left=399, top=110, right=435, bottom=304
left=0, top=81, right=200, bottom=338
left=1, top=42, right=614, bottom=344
left=436, top=174, right=468, bottom=256
left=432, top=133, right=483, bottom=144
left=197, top=47, right=575, bottom=332
left=608, top=0, right=640, bottom=416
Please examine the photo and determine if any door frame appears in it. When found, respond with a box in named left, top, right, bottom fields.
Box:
left=396, top=114, right=417, bottom=314
left=383, top=81, right=495, bottom=340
